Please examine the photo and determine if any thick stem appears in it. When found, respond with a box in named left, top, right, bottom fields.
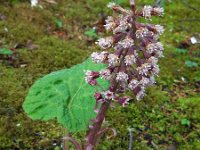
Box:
left=84, top=100, right=112, bottom=150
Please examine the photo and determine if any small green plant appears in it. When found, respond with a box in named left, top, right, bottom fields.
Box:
left=54, top=18, right=63, bottom=29
left=176, top=48, right=188, bottom=54
left=185, top=60, right=198, bottom=67
left=84, top=28, right=98, bottom=39
left=181, top=118, right=190, bottom=126
left=0, top=48, right=13, bottom=55
left=0, top=48, right=17, bottom=66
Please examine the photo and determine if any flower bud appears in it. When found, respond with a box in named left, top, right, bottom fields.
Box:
left=142, top=5, right=153, bottom=19
left=96, top=37, right=113, bottom=49
left=117, top=97, right=130, bottom=107
left=102, top=90, right=115, bottom=100
left=153, top=7, right=164, bottom=16
left=116, top=72, right=129, bottom=82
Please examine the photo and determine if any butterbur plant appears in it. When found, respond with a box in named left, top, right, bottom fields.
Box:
left=23, top=0, right=164, bottom=149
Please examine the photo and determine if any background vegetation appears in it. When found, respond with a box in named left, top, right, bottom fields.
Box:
left=0, top=0, right=199, bottom=149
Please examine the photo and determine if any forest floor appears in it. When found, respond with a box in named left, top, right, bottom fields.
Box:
left=0, top=0, right=200, bottom=149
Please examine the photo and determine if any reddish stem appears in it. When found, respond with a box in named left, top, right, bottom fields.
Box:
left=84, top=100, right=112, bottom=150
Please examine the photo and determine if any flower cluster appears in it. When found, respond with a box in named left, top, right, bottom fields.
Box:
left=142, top=5, right=164, bottom=19
left=85, top=2, right=164, bottom=108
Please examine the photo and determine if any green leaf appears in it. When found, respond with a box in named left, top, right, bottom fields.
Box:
left=181, top=119, right=190, bottom=126
left=175, top=48, right=188, bottom=54
left=54, top=18, right=63, bottom=28
left=84, top=28, right=98, bottom=38
left=23, top=58, right=109, bottom=132
left=0, top=48, right=13, bottom=55
left=185, top=60, right=198, bottom=68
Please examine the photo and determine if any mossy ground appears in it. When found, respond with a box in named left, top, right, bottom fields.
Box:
left=0, top=0, right=200, bottom=149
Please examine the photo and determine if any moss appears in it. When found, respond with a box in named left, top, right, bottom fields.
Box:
left=177, top=95, right=200, bottom=120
